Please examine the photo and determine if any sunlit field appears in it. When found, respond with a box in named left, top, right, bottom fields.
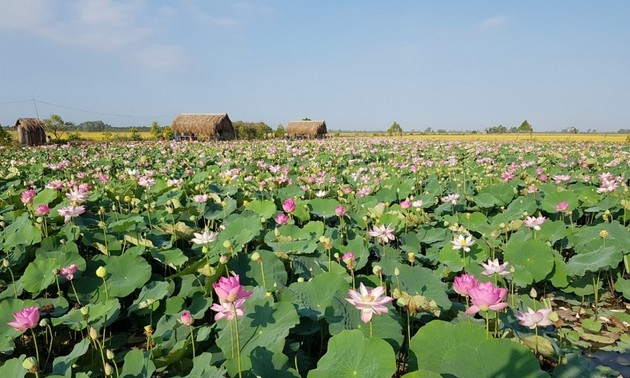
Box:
left=1, top=137, right=629, bottom=377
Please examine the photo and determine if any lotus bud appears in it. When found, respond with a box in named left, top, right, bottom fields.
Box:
left=3, top=259, right=9, bottom=268
left=96, top=266, right=107, bottom=278
left=36, top=216, right=44, bottom=223
left=250, top=252, right=262, bottom=262
left=599, top=229, right=608, bottom=238
left=219, top=255, right=230, bottom=265
left=222, top=240, right=232, bottom=249
left=88, top=326, right=99, bottom=340
left=548, top=311, right=560, bottom=323
left=394, top=267, right=400, bottom=277
left=111, top=204, right=117, bottom=211
left=22, top=356, right=38, bottom=371
left=124, top=195, right=131, bottom=203
left=144, top=325, right=153, bottom=337
left=372, top=265, right=382, bottom=275
left=39, top=318, right=49, bottom=327
left=407, top=252, right=416, bottom=264
left=106, top=349, right=115, bottom=360
left=104, top=362, right=114, bottom=376
left=297, top=277, right=305, bottom=283
left=529, top=287, right=538, bottom=298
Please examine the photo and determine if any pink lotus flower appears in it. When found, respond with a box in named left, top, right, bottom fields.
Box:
left=555, top=202, right=569, bottom=212
left=275, top=213, right=289, bottom=225
left=193, top=194, right=208, bottom=203
left=451, top=234, right=475, bottom=252
left=465, top=282, right=508, bottom=314
left=481, top=258, right=511, bottom=276
left=516, top=307, right=553, bottom=329
left=346, top=283, right=393, bottom=323
left=335, top=205, right=346, bottom=217
left=7, top=306, right=40, bottom=332
left=453, top=273, right=478, bottom=297
left=180, top=310, right=194, bottom=326
left=210, top=298, right=246, bottom=321
left=58, top=205, right=86, bottom=224
left=524, top=215, right=546, bottom=231
left=282, top=198, right=296, bottom=213
left=35, top=204, right=50, bottom=216
left=213, top=275, right=252, bottom=304
left=59, top=264, right=79, bottom=281
left=368, top=224, right=396, bottom=244
left=400, top=199, right=412, bottom=209
left=66, top=187, right=89, bottom=204
left=21, top=189, right=36, bottom=205
left=441, top=193, right=460, bottom=205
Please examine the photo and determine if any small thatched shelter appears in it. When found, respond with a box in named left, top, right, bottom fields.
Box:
left=171, top=113, right=235, bottom=141
left=286, top=120, right=327, bottom=139
left=16, top=118, right=46, bottom=146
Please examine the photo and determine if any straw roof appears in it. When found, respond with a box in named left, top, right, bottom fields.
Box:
left=171, top=113, right=235, bottom=140
left=16, top=118, right=46, bottom=146
left=286, top=121, right=327, bottom=138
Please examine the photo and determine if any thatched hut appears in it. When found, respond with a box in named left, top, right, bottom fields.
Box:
left=171, top=113, right=236, bottom=141
left=286, top=120, right=327, bottom=139
left=16, top=118, right=46, bottom=146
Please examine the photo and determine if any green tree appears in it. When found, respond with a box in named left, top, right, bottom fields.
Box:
left=43, top=114, right=67, bottom=141
left=129, top=128, right=142, bottom=141
left=150, top=121, right=162, bottom=140
left=162, top=126, right=174, bottom=140
left=517, top=120, right=533, bottom=133
left=275, top=124, right=285, bottom=138
left=387, top=122, right=403, bottom=136
left=0, top=126, right=13, bottom=145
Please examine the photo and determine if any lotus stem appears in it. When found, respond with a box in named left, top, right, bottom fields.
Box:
left=232, top=305, right=243, bottom=378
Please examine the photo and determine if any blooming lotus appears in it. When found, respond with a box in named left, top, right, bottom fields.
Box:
left=368, top=224, right=395, bottom=244
left=8, top=306, right=40, bottom=332
left=524, top=215, right=546, bottom=231
left=466, top=281, right=508, bottom=314
left=480, top=258, right=510, bottom=276
left=441, top=193, right=460, bottom=205
left=282, top=198, right=296, bottom=213
left=21, top=189, right=36, bottom=205
left=451, top=234, right=475, bottom=252
left=516, top=307, right=553, bottom=329
left=59, top=264, right=79, bottom=281
left=213, top=275, right=252, bottom=304
left=58, top=205, right=86, bottom=224
left=210, top=298, right=246, bottom=321
left=453, top=273, right=478, bottom=297
left=555, top=201, right=569, bottom=212
left=335, top=205, right=346, bottom=217
left=192, top=194, right=209, bottom=203
left=35, top=204, right=50, bottom=216
left=346, top=283, right=393, bottom=323
left=191, top=229, right=218, bottom=245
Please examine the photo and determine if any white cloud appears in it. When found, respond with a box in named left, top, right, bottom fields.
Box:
left=0, top=0, right=186, bottom=69
left=480, top=15, right=511, bottom=30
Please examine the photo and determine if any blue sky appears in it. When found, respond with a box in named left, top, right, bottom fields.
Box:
left=1, top=1, right=629, bottom=132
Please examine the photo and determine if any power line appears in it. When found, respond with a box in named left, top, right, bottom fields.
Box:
left=0, top=97, right=171, bottom=119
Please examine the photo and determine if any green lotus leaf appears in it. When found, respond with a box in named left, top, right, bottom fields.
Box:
left=538, top=220, right=567, bottom=244
left=250, top=347, right=301, bottom=378
left=264, top=221, right=324, bottom=255
left=128, top=280, right=174, bottom=315
left=212, top=211, right=262, bottom=253
left=184, top=352, right=227, bottom=378
left=441, top=338, right=549, bottom=378
left=98, top=252, right=152, bottom=298
left=565, top=246, right=623, bottom=276
left=282, top=272, right=347, bottom=320
left=51, top=339, right=90, bottom=376
left=52, top=299, right=121, bottom=331
left=308, top=198, right=341, bottom=218
left=150, top=248, right=188, bottom=269
left=308, top=330, right=396, bottom=378
left=2, top=213, right=42, bottom=249
left=215, top=289, right=299, bottom=376
left=247, top=199, right=277, bottom=219
left=120, top=350, right=156, bottom=378
left=21, top=257, right=58, bottom=294
left=379, top=263, right=451, bottom=311
left=615, top=278, right=630, bottom=300
left=0, top=355, right=26, bottom=378
left=33, top=188, right=59, bottom=207
left=540, top=190, right=578, bottom=213
left=504, top=239, right=555, bottom=287
left=233, top=249, right=288, bottom=290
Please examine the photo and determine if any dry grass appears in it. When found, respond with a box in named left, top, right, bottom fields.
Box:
left=337, top=132, right=628, bottom=143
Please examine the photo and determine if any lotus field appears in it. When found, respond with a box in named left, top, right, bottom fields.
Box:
left=1, top=138, right=630, bottom=377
